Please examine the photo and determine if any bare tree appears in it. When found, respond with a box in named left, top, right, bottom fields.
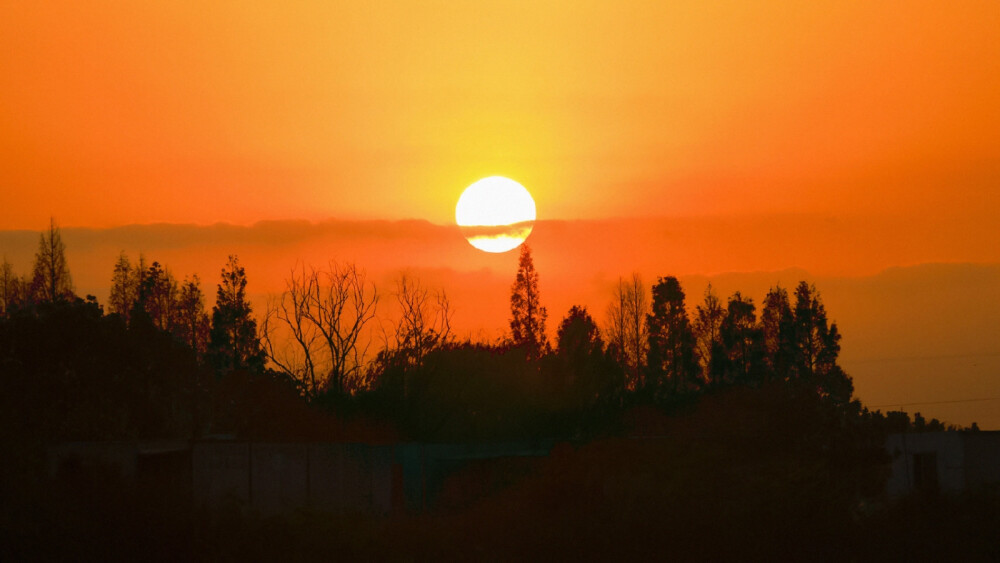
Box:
left=391, top=273, right=453, bottom=366
left=313, top=261, right=380, bottom=394
left=263, top=261, right=379, bottom=397
left=29, top=218, right=74, bottom=303
left=1, top=257, right=22, bottom=316
left=263, top=263, right=323, bottom=394
left=606, top=273, right=649, bottom=391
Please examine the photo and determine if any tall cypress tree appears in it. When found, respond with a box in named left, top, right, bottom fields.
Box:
left=509, top=244, right=548, bottom=359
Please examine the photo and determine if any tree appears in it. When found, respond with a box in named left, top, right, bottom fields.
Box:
left=509, top=244, right=548, bottom=359
left=262, top=260, right=379, bottom=396
left=391, top=273, right=452, bottom=367
left=693, top=284, right=726, bottom=387
left=356, top=274, right=454, bottom=403
left=792, top=282, right=837, bottom=379
left=606, top=273, right=649, bottom=392
left=133, top=254, right=148, bottom=301
left=719, top=292, right=765, bottom=386
left=263, top=263, right=321, bottom=393
left=173, top=275, right=210, bottom=359
left=0, top=296, right=206, bottom=443
left=791, top=282, right=853, bottom=407
left=646, top=276, right=700, bottom=398
left=554, top=305, right=619, bottom=413
left=108, top=251, right=138, bottom=323
left=760, top=285, right=795, bottom=381
left=137, top=261, right=178, bottom=332
left=29, top=218, right=74, bottom=303
left=207, top=255, right=266, bottom=375
left=557, top=306, right=603, bottom=360
left=1, top=257, right=23, bottom=317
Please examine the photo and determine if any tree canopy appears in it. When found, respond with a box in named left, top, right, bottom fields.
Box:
left=207, top=255, right=265, bottom=375
left=29, top=218, right=74, bottom=304
left=509, top=244, right=548, bottom=359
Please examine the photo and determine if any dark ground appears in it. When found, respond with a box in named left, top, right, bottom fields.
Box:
left=3, top=388, right=999, bottom=562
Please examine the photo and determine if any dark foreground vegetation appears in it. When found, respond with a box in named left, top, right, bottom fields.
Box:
left=3, top=387, right=998, bottom=561
left=1, top=220, right=994, bottom=560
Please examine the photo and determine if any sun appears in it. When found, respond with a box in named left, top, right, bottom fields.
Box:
left=455, top=176, right=536, bottom=253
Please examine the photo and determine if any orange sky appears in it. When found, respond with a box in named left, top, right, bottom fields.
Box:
left=2, top=1, right=998, bottom=229
left=2, top=2, right=999, bottom=426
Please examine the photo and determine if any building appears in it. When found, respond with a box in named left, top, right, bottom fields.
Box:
left=885, top=431, right=1000, bottom=496
left=47, top=440, right=553, bottom=515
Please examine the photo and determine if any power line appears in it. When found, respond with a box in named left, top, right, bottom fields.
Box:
left=869, top=397, right=1000, bottom=409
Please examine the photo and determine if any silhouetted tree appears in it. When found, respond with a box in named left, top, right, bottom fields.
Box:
left=792, top=282, right=829, bottom=378
left=0, top=297, right=206, bottom=442
left=509, top=244, right=548, bottom=359
left=344, top=273, right=450, bottom=402
left=646, top=276, right=699, bottom=398
left=262, top=260, right=379, bottom=396
left=263, top=262, right=321, bottom=393
left=137, top=261, right=177, bottom=332
left=912, top=412, right=946, bottom=433
left=557, top=306, right=603, bottom=365
left=133, top=253, right=148, bottom=299
left=606, top=273, right=649, bottom=391
left=791, top=282, right=853, bottom=407
left=390, top=342, right=538, bottom=441
left=793, top=284, right=834, bottom=372
left=108, top=251, right=138, bottom=323
left=760, top=285, right=795, bottom=381
left=555, top=306, right=620, bottom=414
left=719, top=292, right=765, bottom=386
left=173, top=275, right=210, bottom=359
left=1, top=257, right=21, bottom=317
left=390, top=273, right=452, bottom=366
left=28, top=218, right=74, bottom=303
left=693, top=284, right=727, bottom=387
left=207, top=255, right=265, bottom=375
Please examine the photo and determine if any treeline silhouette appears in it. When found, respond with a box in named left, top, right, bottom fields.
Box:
left=0, top=219, right=969, bottom=447
left=2, top=219, right=995, bottom=560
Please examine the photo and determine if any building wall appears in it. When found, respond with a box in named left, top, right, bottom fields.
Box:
left=885, top=432, right=965, bottom=496
left=189, top=441, right=551, bottom=515
left=250, top=444, right=309, bottom=515
left=307, top=443, right=394, bottom=515
left=48, top=440, right=555, bottom=515
left=886, top=431, right=1000, bottom=496
left=962, top=432, right=1000, bottom=491
left=192, top=443, right=251, bottom=507
left=47, top=442, right=139, bottom=479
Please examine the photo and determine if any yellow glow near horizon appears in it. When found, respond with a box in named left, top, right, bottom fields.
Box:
left=456, top=176, right=536, bottom=253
